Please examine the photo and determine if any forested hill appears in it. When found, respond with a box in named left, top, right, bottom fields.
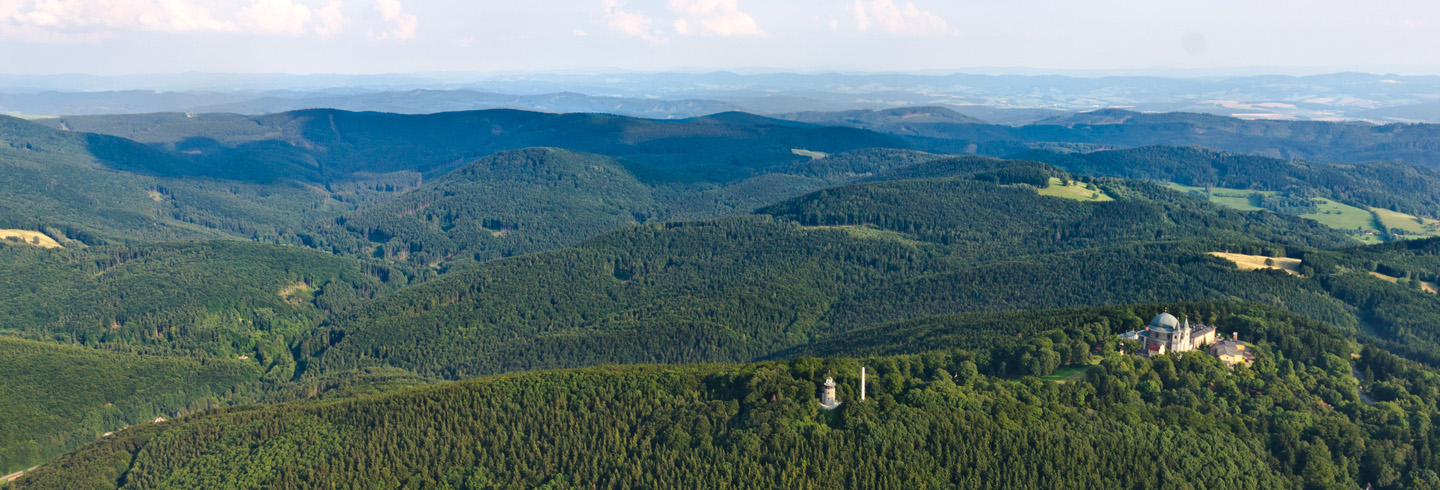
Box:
left=0, top=114, right=926, bottom=261
left=1018, top=145, right=1440, bottom=219
left=786, top=107, right=1440, bottom=168
left=0, top=240, right=423, bottom=358
left=18, top=302, right=1440, bottom=490
left=0, top=238, right=429, bottom=473
left=773, top=106, right=988, bottom=127
left=312, top=148, right=659, bottom=266
left=283, top=147, right=941, bottom=267
left=294, top=168, right=1359, bottom=380
left=0, top=336, right=261, bottom=474
left=32, top=109, right=908, bottom=183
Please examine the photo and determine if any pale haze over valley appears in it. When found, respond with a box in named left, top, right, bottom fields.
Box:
left=3, top=1, right=1440, bottom=122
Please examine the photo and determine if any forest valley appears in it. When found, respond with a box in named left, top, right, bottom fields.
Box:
left=4, top=109, right=1440, bottom=489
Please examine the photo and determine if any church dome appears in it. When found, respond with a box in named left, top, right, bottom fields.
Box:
left=1150, top=312, right=1180, bottom=330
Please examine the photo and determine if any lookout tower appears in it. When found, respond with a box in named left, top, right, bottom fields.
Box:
left=819, top=377, right=842, bottom=410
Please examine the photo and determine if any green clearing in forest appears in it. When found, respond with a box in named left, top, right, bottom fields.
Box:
left=1372, top=207, right=1440, bottom=237
left=805, top=224, right=923, bottom=247
left=1164, top=183, right=1275, bottom=211
left=791, top=148, right=829, bottom=159
left=1039, top=365, right=1089, bottom=383
left=1165, top=183, right=1387, bottom=243
left=1037, top=177, right=1113, bottom=202
left=1301, top=199, right=1383, bottom=234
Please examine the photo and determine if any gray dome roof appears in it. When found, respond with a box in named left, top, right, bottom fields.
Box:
left=1150, top=312, right=1180, bottom=330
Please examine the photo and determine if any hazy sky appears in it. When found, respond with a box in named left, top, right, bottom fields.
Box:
left=2, top=0, right=1439, bottom=75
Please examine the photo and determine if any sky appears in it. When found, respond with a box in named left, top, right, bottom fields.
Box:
left=2, top=0, right=1439, bottom=76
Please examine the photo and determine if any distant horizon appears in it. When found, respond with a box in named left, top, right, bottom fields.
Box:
left=3, top=68, right=1440, bottom=93
left=6, top=66, right=1440, bottom=79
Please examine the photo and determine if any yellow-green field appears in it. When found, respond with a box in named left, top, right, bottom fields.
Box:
left=1208, top=252, right=1302, bottom=275
left=1165, top=183, right=1273, bottom=211
left=11, top=114, right=57, bottom=120
left=1165, top=183, right=1392, bottom=243
left=1301, top=199, right=1384, bottom=233
left=1369, top=271, right=1440, bottom=294
left=1371, top=207, right=1440, bottom=236
left=791, top=148, right=829, bottom=159
left=1038, top=177, right=1114, bottom=202
left=0, top=229, right=61, bottom=248
left=279, top=282, right=317, bottom=305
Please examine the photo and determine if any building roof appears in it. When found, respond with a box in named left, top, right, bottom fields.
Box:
left=1209, top=340, right=1255, bottom=363
left=1150, top=312, right=1180, bottom=331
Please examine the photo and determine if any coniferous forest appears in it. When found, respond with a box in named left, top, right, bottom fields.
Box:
left=7, top=106, right=1440, bottom=489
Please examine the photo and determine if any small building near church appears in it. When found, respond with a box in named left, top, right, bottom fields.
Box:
left=1209, top=340, right=1256, bottom=367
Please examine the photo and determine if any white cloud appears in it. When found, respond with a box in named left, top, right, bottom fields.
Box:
left=371, top=0, right=415, bottom=40
left=0, top=0, right=237, bottom=32
left=602, top=0, right=662, bottom=43
left=238, top=0, right=312, bottom=35
left=0, top=0, right=359, bottom=38
left=313, top=0, right=346, bottom=36
left=667, top=0, right=763, bottom=37
left=852, top=0, right=948, bottom=36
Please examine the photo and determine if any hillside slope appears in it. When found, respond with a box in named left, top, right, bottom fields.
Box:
left=296, top=166, right=1355, bottom=380
left=1019, top=145, right=1440, bottom=219
left=0, top=336, right=261, bottom=475
left=16, top=302, right=1431, bottom=490
left=38, top=109, right=910, bottom=183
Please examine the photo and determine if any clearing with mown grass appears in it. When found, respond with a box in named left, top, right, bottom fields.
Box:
left=1371, top=207, right=1440, bottom=237
left=790, top=148, right=829, bottom=159
left=1166, top=183, right=1387, bottom=243
left=1368, top=271, right=1440, bottom=294
left=0, top=230, right=60, bottom=248
left=1209, top=252, right=1301, bottom=275
left=1301, top=199, right=1383, bottom=234
left=1038, top=177, right=1113, bottom=202
left=803, top=224, right=923, bottom=247
left=1165, top=183, right=1273, bottom=211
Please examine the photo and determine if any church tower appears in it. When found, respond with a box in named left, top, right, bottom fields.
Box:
left=819, top=377, right=842, bottom=410
left=1178, top=316, right=1191, bottom=351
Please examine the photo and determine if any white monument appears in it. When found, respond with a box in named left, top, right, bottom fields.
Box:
left=819, top=377, right=842, bottom=410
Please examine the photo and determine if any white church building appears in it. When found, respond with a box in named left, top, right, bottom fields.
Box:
left=1121, top=311, right=1218, bottom=357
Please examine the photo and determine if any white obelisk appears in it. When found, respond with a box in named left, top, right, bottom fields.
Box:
left=861, top=367, right=866, bottom=401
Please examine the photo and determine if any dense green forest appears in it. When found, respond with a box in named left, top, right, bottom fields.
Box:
left=34, top=110, right=907, bottom=182
left=0, top=240, right=423, bottom=359
left=16, top=302, right=1440, bottom=489
left=0, top=336, right=261, bottom=474
left=296, top=168, right=1362, bottom=380
left=0, top=115, right=936, bottom=267
left=10, top=155, right=1440, bottom=483
left=14, top=107, right=1440, bottom=488
left=292, top=148, right=939, bottom=268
